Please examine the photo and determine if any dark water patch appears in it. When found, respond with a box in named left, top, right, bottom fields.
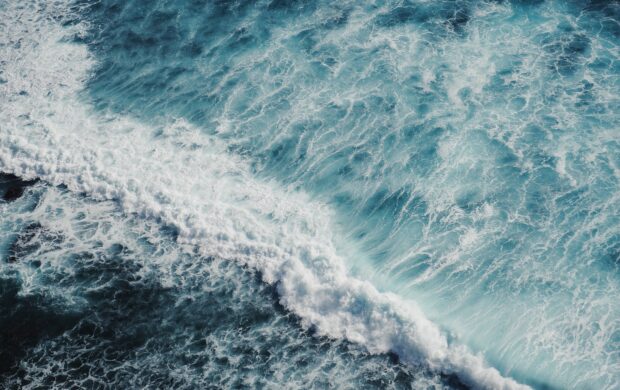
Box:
left=7, top=222, right=43, bottom=263
left=0, top=173, right=38, bottom=202
left=0, top=276, right=82, bottom=376
left=447, top=6, right=470, bottom=34
left=267, top=0, right=316, bottom=13
left=579, top=0, right=620, bottom=36
left=538, top=26, right=591, bottom=77
left=375, top=6, right=420, bottom=27
left=580, top=0, right=620, bottom=16
left=455, top=189, right=484, bottom=212
left=363, top=186, right=426, bottom=218
left=508, top=0, right=546, bottom=6
left=599, top=234, right=620, bottom=272
left=2, top=187, right=22, bottom=202
left=374, top=1, right=470, bottom=34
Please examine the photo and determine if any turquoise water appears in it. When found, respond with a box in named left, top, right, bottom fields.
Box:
left=1, top=0, right=619, bottom=389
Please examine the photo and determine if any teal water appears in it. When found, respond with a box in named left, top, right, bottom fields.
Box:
left=1, top=1, right=619, bottom=389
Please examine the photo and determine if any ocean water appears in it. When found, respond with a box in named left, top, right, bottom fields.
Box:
left=0, top=0, right=618, bottom=389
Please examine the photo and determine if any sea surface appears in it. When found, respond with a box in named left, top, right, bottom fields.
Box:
left=1, top=1, right=619, bottom=389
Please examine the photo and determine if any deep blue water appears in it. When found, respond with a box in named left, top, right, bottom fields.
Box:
left=1, top=0, right=619, bottom=389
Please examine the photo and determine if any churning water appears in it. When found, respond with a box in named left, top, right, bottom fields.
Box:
left=1, top=1, right=619, bottom=389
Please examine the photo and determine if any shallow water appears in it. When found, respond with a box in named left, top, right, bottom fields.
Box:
left=1, top=1, right=619, bottom=389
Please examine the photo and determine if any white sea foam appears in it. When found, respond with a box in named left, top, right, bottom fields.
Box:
left=0, top=1, right=529, bottom=389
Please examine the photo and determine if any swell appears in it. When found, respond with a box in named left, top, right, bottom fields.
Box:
left=0, top=1, right=526, bottom=389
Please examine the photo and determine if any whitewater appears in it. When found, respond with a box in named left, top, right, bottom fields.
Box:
left=1, top=0, right=618, bottom=389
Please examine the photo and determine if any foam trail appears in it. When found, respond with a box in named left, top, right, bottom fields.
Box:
left=0, top=1, right=527, bottom=389
left=0, top=183, right=458, bottom=389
